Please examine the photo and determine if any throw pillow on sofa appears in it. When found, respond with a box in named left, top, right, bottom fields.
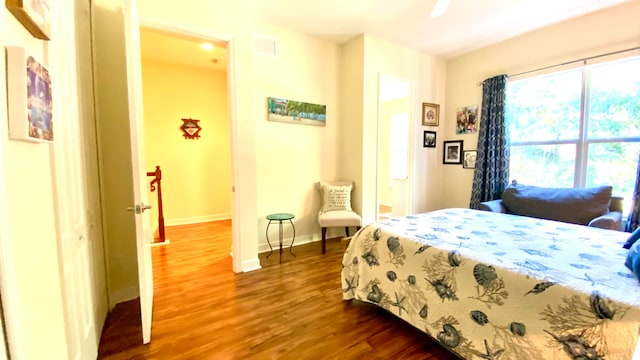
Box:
left=501, top=184, right=612, bottom=225
left=624, top=226, right=640, bottom=249
left=625, top=239, right=640, bottom=280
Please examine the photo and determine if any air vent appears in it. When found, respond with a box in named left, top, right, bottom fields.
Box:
left=252, top=34, right=277, bottom=56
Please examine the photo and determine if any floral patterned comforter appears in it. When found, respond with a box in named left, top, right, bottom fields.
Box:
left=341, top=208, right=640, bottom=359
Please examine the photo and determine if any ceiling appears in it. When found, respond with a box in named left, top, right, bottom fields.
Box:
left=139, top=28, right=228, bottom=72
left=140, top=0, right=632, bottom=70
left=254, top=0, right=632, bottom=58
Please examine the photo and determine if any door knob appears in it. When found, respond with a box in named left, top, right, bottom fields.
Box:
left=127, top=203, right=152, bottom=214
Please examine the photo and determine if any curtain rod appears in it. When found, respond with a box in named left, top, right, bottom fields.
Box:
left=509, top=46, right=640, bottom=78
left=477, top=46, right=640, bottom=85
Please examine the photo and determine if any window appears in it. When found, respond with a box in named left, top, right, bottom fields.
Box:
left=507, top=56, right=640, bottom=209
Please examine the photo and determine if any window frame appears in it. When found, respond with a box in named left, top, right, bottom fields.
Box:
left=508, top=56, right=640, bottom=192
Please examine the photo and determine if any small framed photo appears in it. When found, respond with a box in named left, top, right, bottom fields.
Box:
left=423, top=131, right=436, bottom=148
left=463, top=150, right=477, bottom=169
left=443, top=140, right=463, bottom=164
left=422, top=102, right=439, bottom=126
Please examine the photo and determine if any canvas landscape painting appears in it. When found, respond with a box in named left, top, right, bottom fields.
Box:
left=267, top=97, right=326, bottom=126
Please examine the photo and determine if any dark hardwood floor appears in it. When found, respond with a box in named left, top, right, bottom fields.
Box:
left=97, top=220, right=458, bottom=359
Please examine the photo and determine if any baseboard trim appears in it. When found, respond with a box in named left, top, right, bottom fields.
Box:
left=258, top=234, right=317, bottom=253
left=109, top=286, right=139, bottom=309
left=165, top=213, right=232, bottom=227
left=241, top=259, right=261, bottom=272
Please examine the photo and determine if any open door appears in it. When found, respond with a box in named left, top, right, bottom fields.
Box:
left=122, top=0, right=154, bottom=344
left=92, top=0, right=153, bottom=344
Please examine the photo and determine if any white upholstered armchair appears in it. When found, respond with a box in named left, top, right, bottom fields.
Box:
left=316, top=181, right=362, bottom=254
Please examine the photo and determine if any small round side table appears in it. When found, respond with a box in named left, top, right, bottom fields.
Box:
left=266, top=213, right=296, bottom=263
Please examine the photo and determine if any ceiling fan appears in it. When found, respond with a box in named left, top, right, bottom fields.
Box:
left=430, top=0, right=450, bottom=18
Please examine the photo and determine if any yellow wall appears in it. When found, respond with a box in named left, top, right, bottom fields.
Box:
left=141, top=59, right=232, bottom=225
left=137, top=0, right=261, bottom=270
left=442, top=1, right=640, bottom=208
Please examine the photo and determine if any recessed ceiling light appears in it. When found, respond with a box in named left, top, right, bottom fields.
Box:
left=430, top=0, right=450, bottom=18
left=200, top=43, right=214, bottom=51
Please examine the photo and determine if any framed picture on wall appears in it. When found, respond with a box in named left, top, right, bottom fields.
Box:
left=6, top=46, right=53, bottom=143
left=422, top=102, right=439, bottom=126
left=267, top=97, right=327, bottom=127
left=463, top=150, right=477, bottom=169
left=6, top=0, right=51, bottom=40
left=423, top=131, right=436, bottom=148
left=443, top=140, right=463, bottom=164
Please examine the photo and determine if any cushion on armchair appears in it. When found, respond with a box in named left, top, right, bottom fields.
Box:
left=501, top=184, right=612, bottom=226
left=318, top=181, right=353, bottom=214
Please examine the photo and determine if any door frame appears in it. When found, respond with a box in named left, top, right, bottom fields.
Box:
left=138, top=20, right=242, bottom=272
left=375, top=73, right=416, bottom=220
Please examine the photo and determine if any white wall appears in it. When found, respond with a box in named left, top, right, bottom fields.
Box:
left=415, top=54, right=447, bottom=212
left=1, top=2, right=84, bottom=359
left=340, top=34, right=447, bottom=223
left=253, top=23, right=343, bottom=250
left=360, top=35, right=447, bottom=221
left=442, top=1, right=640, bottom=208
left=341, top=35, right=366, bottom=218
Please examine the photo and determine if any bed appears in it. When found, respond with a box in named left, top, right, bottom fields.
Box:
left=341, top=208, right=640, bottom=359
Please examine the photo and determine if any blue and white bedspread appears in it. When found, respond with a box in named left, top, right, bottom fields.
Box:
left=341, top=208, right=640, bottom=360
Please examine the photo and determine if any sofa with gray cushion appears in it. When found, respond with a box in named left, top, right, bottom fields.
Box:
left=478, top=183, right=624, bottom=231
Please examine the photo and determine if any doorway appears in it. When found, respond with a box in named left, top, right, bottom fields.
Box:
left=138, top=25, right=235, bottom=264
left=376, top=73, right=415, bottom=220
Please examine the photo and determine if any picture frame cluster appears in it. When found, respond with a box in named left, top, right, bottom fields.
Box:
left=421, top=102, right=479, bottom=170
left=422, top=102, right=439, bottom=149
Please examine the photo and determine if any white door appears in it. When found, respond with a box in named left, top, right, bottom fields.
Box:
left=123, top=0, right=154, bottom=344
left=53, top=0, right=107, bottom=358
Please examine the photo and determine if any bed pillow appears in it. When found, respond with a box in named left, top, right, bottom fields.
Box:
left=501, top=184, right=612, bottom=225
left=623, top=227, right=640, bottom=249
left=625, top=239, right=640, bottom=280
left=319, top=182, right=353, bottom=213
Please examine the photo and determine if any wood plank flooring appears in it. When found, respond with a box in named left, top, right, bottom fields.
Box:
left=97, top=220, right=458, bottom=359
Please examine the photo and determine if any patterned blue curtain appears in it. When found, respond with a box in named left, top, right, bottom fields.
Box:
left=469, top=74, right=510, bottom=209
left=626, top=153, right=640, bottom=232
